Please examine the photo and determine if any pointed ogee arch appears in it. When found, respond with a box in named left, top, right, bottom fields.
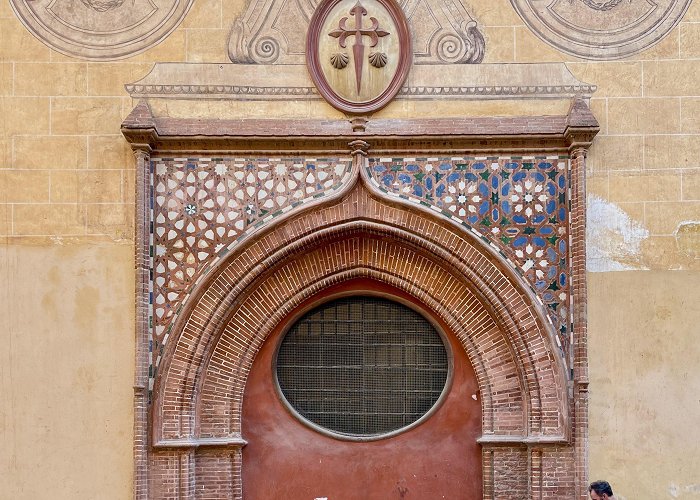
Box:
left=153, top=183, right=569, bottom=452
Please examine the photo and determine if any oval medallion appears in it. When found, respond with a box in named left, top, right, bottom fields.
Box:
left=307, top=0, right=412, bottom=114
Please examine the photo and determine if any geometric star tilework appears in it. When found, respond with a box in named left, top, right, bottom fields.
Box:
left=150, top=157, right=353, bottom=381
left=366, top=156, right=572, bottom=367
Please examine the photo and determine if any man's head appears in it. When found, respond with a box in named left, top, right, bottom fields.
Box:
left=589, top=480, right=614, bottom=499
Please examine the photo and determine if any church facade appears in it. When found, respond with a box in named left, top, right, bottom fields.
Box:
left=1, top=0, right=699, bottom=497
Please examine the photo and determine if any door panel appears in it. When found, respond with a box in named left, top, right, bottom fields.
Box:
left=242, top=281, right=483, bottom=500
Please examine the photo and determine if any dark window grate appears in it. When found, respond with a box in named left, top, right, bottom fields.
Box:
left=276, top=296, right=449, bottom=437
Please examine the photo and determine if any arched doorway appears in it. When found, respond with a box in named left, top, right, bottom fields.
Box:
left=147, top=181, right=572, bottom=498
left=242, top=279, right=483, bottom=499
left=122, top=47, right=598, bottom=499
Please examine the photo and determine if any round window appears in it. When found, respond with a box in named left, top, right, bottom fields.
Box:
left=275, top=296, right=450, bottom=439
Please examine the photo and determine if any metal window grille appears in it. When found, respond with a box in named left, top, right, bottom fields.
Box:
left=276, top=296, right=449, bottom=438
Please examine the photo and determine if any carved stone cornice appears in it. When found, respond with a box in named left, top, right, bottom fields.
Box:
left=121, top=99, right=157, bottom=153
left=120, top=113, right=587, bottom=156
left=564, top=97, right=600, bottom=154
left=125, top=62, right=596, bottom=101
left=121, top=128, right=157, bottom=154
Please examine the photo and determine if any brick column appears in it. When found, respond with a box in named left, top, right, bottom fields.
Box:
left=180, top=450, right=196, bottom=499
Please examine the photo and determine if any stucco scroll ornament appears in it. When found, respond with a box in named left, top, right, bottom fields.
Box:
left=228, top=0, right=484, bottom=64
left=510, top=0, right=692, bottom=59
left=402, top=0, right=484, bottom=63
left=10, top=0, right=194, bottom=59
left=433, top=19, right=484, bottom=63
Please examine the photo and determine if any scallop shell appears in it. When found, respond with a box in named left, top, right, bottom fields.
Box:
left=330, top=52, right=349, bottom=69
left=369, top=52, right=388, bottom=68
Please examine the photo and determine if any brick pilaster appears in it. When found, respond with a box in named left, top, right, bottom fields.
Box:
left=133, top=147, right=151, bottom=500
left=570, top=145, right=590, bottom=499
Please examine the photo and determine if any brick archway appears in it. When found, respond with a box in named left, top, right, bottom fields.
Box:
left=150, top=181, right=572, bottom=498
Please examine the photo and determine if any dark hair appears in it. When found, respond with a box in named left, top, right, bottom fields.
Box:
left=589, top=481, right=614, bottom=496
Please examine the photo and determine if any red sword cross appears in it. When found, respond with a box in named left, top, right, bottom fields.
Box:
left=328, top=1, right=390, bottom=93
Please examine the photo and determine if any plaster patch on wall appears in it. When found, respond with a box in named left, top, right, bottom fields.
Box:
left=675, top=221, right=700, bottom=260
left=586, top=195, right=649, bottom=272
left=669, top=483, right=700, bottom=497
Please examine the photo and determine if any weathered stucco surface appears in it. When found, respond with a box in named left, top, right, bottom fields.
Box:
left=0, top=242, right=134, bottom=499
left=587, top=195, right=650, bottom=272
left=589, top=271, right=700, bottom=500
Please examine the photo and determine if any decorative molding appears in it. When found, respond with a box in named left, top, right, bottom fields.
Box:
left=227, top=0, right=484, bottom=64
left=125, top=62, right=596, bottom=100
left=153, top=437, right=248, bottom=449
left=126, top=84, right=319, bottom=98
left=510, top=0, right=693, bottom=60
left=10, top=0, right=194, bottom=60
left=477, top=434, right=569, bottom=445
left=399, top=84, right=596, bottom=97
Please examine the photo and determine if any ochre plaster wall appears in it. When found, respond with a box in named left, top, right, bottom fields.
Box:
left=589, top=271, right=700, bottom=500
left=1, top=0, right=699, bottom=496
left=0, top=243, right=134, bottom=499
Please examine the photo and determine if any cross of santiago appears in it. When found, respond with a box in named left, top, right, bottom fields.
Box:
left=329, top=1, right=390, bottom=94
